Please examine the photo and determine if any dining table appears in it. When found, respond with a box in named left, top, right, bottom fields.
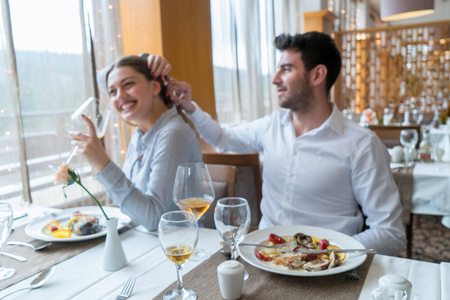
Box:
left=0, top=208, right=447, bottom=300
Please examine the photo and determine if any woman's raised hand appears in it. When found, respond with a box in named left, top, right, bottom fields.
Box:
left=165, top=77, right=196, bottom=114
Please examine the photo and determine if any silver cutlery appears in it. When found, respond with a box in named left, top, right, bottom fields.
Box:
left=279, top=248, right=377, bottom=254
left=116, top=275, right=137, bottom=300
left=346, top=268, right=360, bottom=280
left=237, top=241, right=298, bottom=249
left=7, top=241, right=52, bottom=251
left=0, top=252, right=27, bottom=262
left=0, top=266, right=55, bottom=298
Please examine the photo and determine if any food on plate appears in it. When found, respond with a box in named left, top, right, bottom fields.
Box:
left=254, top=233, right=345, bottom=272
left=44, top=212, right=103, bottom=238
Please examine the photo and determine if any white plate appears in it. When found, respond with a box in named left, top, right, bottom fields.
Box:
left=25, top=206, right=130, bottom=242
left=238, top=225, right=367, bottom=277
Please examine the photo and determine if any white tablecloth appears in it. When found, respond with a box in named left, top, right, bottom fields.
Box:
left=0, top=224, right=444, bottom=300
left=430, top=125, right=450, bottom=162
left=359, top=255, right=442, bottom=300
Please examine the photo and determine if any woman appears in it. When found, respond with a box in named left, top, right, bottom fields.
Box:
left=71, top=55, right=202, bottom=230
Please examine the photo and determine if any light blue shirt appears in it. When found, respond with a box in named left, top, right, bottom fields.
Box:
left=188, top=102, right=406, bottom=255
left=96, top=107, right=202, bottom=230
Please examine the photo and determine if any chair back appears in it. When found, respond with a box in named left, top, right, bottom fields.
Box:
left=202, top=151, right=262, bottom=229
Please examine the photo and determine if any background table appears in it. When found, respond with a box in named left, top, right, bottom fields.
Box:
left=411, top=162, right=450, bottom=228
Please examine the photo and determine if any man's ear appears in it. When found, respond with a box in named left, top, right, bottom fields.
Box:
left=310, top=64, right=327, bottom=87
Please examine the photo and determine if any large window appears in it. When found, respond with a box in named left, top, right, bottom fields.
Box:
left=0, top=0, right=123, bottom=212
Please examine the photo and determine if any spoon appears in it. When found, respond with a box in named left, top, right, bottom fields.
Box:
left=0, top=266, right=56, bottom=299
left=7, top=241, right=52, bottom=251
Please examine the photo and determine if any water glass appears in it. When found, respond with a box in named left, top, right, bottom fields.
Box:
left=0, top=202, right=15, bottom=280
left=400, top=129, right=418, bottom=165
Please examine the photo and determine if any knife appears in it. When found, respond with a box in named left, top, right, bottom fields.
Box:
left=279, top=248, right=377, bottom=254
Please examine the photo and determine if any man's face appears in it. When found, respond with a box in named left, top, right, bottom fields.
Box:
left=272, top=49, right=312, bottom=111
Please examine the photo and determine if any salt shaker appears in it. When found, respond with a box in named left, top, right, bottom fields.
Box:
left=379, top=274, right=412, bottom=300
left=217, top=260, right=245, bottom=299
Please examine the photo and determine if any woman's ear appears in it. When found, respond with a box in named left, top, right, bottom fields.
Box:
left=310, top=64, right=327, bottom=87
left=152, top=79, right=162, bottom=96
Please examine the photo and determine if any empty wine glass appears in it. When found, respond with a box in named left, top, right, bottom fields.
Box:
left=214, top=197, right=251, bottom=279
left=0, top=202, right=15, bottom=280
left=65, top=97, right=111, bottom=164
left=173, top=162, right=215, bottom=260
left=400, top=129, right=419, bottom=166
left=158, top=211, right=198, bottom=300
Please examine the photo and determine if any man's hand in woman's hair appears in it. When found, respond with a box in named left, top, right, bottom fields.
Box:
left=165, top=77, right=196, bottom=114
left=143, top=54, right=171, bottom=80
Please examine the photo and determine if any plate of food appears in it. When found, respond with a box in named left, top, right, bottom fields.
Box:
left=238, top=225, right=367, bottom=277
left=25, top=206, right=130, bottom=242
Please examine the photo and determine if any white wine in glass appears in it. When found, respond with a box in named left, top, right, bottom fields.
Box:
left=173, top=162, right=215, bottom=219
left=173, top=162, right=214, bottom=260
left=159, top=211, right=198, bottom=300
left=0, top=202, right=15, bottom=280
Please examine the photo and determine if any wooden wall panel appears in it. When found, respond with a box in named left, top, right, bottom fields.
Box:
left=160, top=0, right=216, bottom=119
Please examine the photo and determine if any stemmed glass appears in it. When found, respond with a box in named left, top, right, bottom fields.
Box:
left=214, top=197, right=251, bottom=279
left=65, top=97, right=111, bottom=164
left=173, top=162, right=215, bottom=259
left=0, top=202, right=15, bottom=280
left=400, top=129, right=419, bottom=166
left=158, top=211, right=198, bottom=300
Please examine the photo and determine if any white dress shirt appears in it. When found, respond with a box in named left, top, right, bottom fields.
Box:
left=187, top=102, right=406, bottom=255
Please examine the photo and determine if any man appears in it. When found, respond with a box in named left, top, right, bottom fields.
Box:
left=155, top=32, right=406, bottom=255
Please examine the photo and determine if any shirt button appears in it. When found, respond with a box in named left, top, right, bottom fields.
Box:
left=289, top=173, right=293, bottom=178
left=293, top=151, right=298, bottom=155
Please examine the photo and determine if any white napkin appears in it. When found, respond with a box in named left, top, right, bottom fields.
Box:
left=441, top=262, right=450, bottom=300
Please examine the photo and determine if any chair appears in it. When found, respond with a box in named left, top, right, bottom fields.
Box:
left=200, top=164, right=236, bottom=228
left=370, top=124, right=421, bottom=148
left=202, top=151, right=263, bottom=230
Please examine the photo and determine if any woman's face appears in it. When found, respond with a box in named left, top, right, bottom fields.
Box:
left=107, top=66, right=160, bottom=123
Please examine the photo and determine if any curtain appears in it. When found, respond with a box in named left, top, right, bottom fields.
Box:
left=210, top=0, right=304, bottom=124
left=0, top=0, right=124, bottom=212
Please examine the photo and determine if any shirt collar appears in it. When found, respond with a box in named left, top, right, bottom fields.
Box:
left=281, top=103, right=345, bottom=136
left=132, top=106, right=178, bottom=146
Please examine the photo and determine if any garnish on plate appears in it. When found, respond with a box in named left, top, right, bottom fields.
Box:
left=255, top=233, right=346, bottom=272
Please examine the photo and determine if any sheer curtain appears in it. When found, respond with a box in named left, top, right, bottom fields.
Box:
left=0, top=0, right=124, bottom=212
left=210, top=0, right=305, bottom=124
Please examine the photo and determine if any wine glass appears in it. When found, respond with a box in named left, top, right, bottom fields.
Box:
left=400, top=129, right=419, bottom=166
left=0, top=202, right=15, bottom=280
left=173, top=162, right=215, bottom=259
left=214, top=197, right=251, bottom=279
left=65, top=97, right=111, bottom=164
left=158, top=211, right=198, bottom=300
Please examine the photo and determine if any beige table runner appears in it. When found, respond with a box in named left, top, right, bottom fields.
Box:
left=156, top=252, right=375, bottom=299
left=0, top=223, right=134, bottom=290
left=392, top=166, right=415, bottom=225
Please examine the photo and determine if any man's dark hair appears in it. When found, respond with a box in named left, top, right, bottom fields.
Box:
left=274, top=31, right=341, bottom=94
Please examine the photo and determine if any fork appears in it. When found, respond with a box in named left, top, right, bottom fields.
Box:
left=239, top=241, right=297, bottom=248
left=116, top=275, right=137, bottom=300
left=346, top=268, right=360, bottom=280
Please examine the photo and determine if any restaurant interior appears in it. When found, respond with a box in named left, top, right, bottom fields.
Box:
left=0, top=0, right=449, bottom=299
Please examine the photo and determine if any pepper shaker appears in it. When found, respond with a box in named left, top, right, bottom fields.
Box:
left=217, top=260, right=245, bottom=299
left=379, top=274, right=412, bottom=300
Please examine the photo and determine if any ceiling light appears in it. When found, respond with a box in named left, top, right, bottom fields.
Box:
left=380, top=0, right=434, bottom=22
